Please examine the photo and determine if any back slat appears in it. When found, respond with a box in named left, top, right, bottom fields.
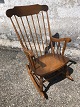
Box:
left=57, top=42, right=61, bottom=54
left=46, top=12, right=52, bottom=37
left=31, top=15, right=42, bottom=56
left=41, top=12, right=48, bottom=49
left=6, top=5, right=53, bottom=57
left=46, top=11, right=54, bottom=53
left=6, top=4, right=48, bottom=17
left=10, top=18, right=25, bottom=48
left=36, top=14, right=44, bottom=51
left=26, top=16, right=38, bottom=57
left=62, top=41, right=66, bottom=55
left=14, top=16, right=28, bottom=49
left=20, top=17, right=33, bottom=51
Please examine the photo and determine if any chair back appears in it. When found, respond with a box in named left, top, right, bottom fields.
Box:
left=6, top=4, right=52, bottom=57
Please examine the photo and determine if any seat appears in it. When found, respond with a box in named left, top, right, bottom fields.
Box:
left=6, top=4, right=73, bottom=98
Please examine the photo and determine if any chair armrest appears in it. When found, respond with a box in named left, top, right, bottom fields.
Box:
left=50, top=37, right=71, bottom=55
left=50, top=37, right=71, bottom=43
left=23, top=48, right=34, bottom=57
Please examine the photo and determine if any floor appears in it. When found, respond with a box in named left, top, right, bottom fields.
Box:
left=0, top=47, right=80, bottom=107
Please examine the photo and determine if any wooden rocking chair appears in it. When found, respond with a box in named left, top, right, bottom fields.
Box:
left=6, top=4, right=73, bottom=98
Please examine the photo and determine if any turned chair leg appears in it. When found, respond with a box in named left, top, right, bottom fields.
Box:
left=65, top=65, right=74, bottom=81
left=27, top=65, right=45, bottom=97
left=40, top=77, right=43, bottom=92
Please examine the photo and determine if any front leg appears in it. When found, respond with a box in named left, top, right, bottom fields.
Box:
left=65, top=65, right=74, bottom=81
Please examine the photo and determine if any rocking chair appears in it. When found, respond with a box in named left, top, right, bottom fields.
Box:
left=6, top=4, right=73, bottom=98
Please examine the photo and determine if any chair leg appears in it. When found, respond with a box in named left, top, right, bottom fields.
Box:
left=40, top=77, right=43, bottom=92
left=65, top=65, right=74, bottom=81
left=26, top=65, right=45, bottom=97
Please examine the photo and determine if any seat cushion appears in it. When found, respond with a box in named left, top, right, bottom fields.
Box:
left=34, top=53, right=69, bottom=76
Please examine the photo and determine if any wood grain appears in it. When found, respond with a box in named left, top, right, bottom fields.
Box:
left=6, top=4, right=48, bottom=17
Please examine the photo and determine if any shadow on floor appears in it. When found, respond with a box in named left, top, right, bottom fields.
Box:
left=43, top=60, right=76, bottom=99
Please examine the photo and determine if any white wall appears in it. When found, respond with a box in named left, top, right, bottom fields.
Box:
left=0, top=0, right=80, bottom=49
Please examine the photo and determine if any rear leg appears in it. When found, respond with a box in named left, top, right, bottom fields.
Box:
left=64, top=65, right=74, bottom=81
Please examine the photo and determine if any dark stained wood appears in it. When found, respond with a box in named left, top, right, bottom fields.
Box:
left=6, top=4, right=73, bottom=98
left=6, top=4, right=48, bottom=17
